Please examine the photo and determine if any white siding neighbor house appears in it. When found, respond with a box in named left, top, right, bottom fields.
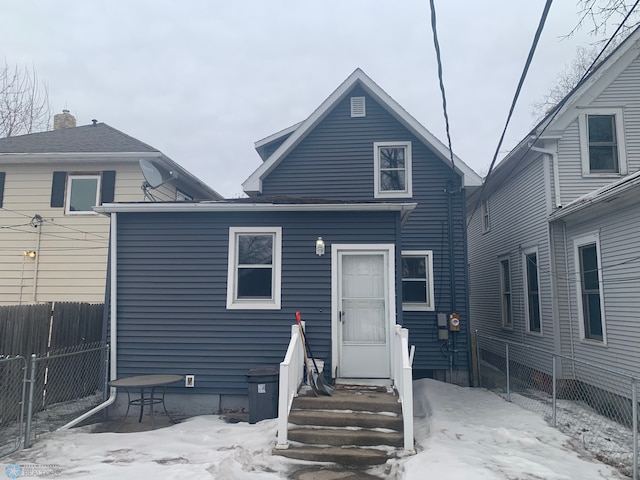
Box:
left=0, top=111, right=221, bottom=306
left=467, top=26, right=640, bottom=384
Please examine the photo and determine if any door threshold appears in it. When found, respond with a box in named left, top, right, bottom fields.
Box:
left=335, top=378, right=392, bottom=388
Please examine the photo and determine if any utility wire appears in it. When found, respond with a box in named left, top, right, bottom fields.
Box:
left=469, top=0, right=554, bottom=225
left=468, top=0, right=640, bottom=229
left=428, top=0, right=457, bottom=173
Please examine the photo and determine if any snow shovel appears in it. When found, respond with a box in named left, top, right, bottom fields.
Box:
left=297, top=315, right=319, bottom=397
left=296, top=311, right=333, bottom=396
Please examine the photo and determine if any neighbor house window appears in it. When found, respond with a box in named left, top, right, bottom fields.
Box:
left=574, top=233, right=606, bottom=343
left=499, top=256, right=512, bottom=329
left=227, top=227, right=282, bottom=310
left=523, top=248, right=541, bottom=334
left=579, top=109, right=626, bottom=176
left=65, top=174, right=101, bottom=215
left=176, top=190, right=193, bottom=201
left=374, top=141, right=412, bottom=198
left=481, top=199, right=490, bottom=233
left=401, top=251, right=434, bottom=311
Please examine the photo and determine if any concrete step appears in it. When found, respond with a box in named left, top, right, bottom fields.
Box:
left=273, top=445, right=393, bottom=467
left=288, top=427, right=404, bottom=447
left=293, top=388, right=401, bottom=414
left=288, top=409, right=403, bottom=431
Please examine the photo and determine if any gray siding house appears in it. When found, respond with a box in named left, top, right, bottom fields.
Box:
left=99, top=69, right=481, bottom=412
left=468, top=27, right=640, bottom=388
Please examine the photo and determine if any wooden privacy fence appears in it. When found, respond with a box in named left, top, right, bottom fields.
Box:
left=0, top=302, right=104, bottom=357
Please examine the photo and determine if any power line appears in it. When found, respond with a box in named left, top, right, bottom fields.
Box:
left=1, top=225, right=108, bottom=245
left=428, top=0, right=457, bottom=174
left=469, top=0, right=640, bottom=230
left=468, top=0, right=554, bottom=227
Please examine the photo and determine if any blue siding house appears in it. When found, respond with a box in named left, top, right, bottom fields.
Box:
left=98, top=69, right=481, bottom=413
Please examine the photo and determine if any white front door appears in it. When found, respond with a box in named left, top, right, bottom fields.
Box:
left=332, top=245, right=395, bottom=379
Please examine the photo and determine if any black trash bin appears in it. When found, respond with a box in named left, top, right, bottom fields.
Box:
left=246, top=366, right=279, bottom=424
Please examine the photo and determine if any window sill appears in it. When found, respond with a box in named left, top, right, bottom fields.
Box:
left=579, top=338, right=608, bottom=347
left=526, top=330, right=543, bottom=337
left=582, top=172, right=624, bottom=178
left=374, top=191, right=413, bottom=199
left=501, top=325, right=514, bottom=332
left=402, top=305, right=435, bottom=312
left=226, top=301, right=281, bottom=310
left=65, top=211, right=100, bottom=216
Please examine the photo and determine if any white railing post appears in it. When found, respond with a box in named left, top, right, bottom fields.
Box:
left=393, top=325, right=415, bottom=455
left=276, top=324, right=303, bottom=449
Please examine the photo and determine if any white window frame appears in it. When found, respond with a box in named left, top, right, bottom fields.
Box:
left=401, top=250, right=435, bottom=311
left=481, top=199, right=490, bottom=233
left=226, top=226, right=282, bottom=310
left=578, top=108, right=627, bottom=176
left=522, top=246, right=542, bottom=335
left=373, top=141, right=413, bottom=199
left=573, top=232, right=607, bottom=344
left=65, top=174, right=101, bottom=215
left=176, top=189, right=193, bottom=202
left=499, top=255, right=513, bottom=330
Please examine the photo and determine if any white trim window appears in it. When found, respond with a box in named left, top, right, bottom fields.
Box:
left=522, top=247, right=541, bottom=334
left=574, top=233, right=606, bottom=343
left=65, top=174, right=101, bottom=215
left=499, top=256, right=512, bottom=329
left=374, top=141, right=412, bottom=198
left=227, top=227, right=282, bottom=310
left=579, top=108, right=627, bottom=176
left=401, top=250, right=434, bottom=311
left=176, top=189, right=193, bottom=201
left=481, top=199, right=490, bottom=233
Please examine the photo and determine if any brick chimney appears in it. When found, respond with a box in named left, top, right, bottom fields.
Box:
left=53, top=110, right=76, bottom=130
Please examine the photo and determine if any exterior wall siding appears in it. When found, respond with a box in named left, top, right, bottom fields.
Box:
left=556, top=54, right=640, bottom=205
left=260, top=85, right=471, bottom=376
left=468, top=155, right=556, bottom=357
left=0, top=160, right=185, bottom=305
left=559, top=201, right=640, bottom=379
left=114, top=210, right=401, bottom=396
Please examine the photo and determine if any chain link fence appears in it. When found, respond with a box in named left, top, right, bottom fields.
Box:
left=476, top=332, right=638, bottom=479
left=0, top=342, right=108, bottom=457
left=0, top=356, right=27, bottom=458
left=24, top=342, right=109, bottom=448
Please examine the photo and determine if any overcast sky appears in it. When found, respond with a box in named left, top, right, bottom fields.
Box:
left=2, top=1, right=604, bottom=197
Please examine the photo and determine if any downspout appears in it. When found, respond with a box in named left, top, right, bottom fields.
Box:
left=31, top=216, right=42, bottom=303
left=530, top=145, right=561, bottom=208
left=446, top=179, right=458, bottom=382
left=461, top=186, right=474, bottom=386
left=562, top=221, right=576, bottom=361
left=59, top=212, right=118, bottom=430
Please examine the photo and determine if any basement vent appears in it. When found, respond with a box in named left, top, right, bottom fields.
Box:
left=351, top=96, right=366, bottom=117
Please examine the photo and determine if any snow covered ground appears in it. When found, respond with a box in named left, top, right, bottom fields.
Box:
left=2, top=379, right=625, bottom=479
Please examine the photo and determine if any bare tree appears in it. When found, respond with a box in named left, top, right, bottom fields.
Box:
left=532, top=45, right=612, bottom=119
left=569, top=0, right=639, bottom=40
left=0, top=61, right=51, bottom=138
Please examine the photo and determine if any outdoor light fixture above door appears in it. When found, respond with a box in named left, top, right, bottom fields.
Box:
left=316, top=237, right=325, bottom=256
left=23, top=250, right=36, bottom=259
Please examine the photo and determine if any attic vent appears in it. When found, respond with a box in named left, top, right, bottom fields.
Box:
left=351, top=96, right=366, bottom=117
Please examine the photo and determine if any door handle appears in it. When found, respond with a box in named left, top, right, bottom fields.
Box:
left=339, top=310, right=345, bottom=322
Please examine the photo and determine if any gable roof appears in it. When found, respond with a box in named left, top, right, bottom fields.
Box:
left=0, top=122, right=159, bottom=154
left=484, top=25, right=640, bottom=194
left=243, top=68, right=482, bottom=194
left=0, top=122, right=222, bottom=200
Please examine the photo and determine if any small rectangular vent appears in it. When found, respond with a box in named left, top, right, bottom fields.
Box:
left=351, top=96, right=366, bottom=117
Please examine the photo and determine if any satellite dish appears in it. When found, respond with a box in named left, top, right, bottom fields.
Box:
left=140, top=159, right=164, bottom=188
